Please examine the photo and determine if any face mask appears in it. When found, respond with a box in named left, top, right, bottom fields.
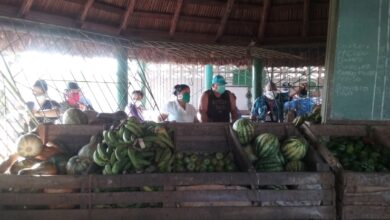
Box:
left=264, top=91, right=277, bottom=100
left=67, top=92, right=80, bottom=106
left=36, top=95, right=46, bottom=103
left=216, top=85, right=226, bottom=94
left=178, top=92, right=190, bottom=103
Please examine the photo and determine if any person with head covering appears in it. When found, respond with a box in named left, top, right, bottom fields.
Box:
left=198, top=75, right=238, bottom=122
left=250, top=81, right=283, bottom=122
left=284, top=83, right=316, bottom=118
left=127, top=90, right=145, bottom=122
left=30, top=79, right=60, bottom=124
left=61, top=82, right=94, bottom=112
left=160, top=84, right=197, bottom=122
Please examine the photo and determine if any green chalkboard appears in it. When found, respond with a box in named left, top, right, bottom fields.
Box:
left=326, top=0, right=390, bottom=121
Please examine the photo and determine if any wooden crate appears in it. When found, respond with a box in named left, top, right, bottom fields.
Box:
left=229, top=123, right=336, bottom=220
left=0, top=123, right=332, bottom=219
left=301, top=124, right=390, bottom=220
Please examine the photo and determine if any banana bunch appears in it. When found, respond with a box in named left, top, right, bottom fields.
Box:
left=174, top=152, right=238, bottom=172
left=92, top=118, right=176, bottom=174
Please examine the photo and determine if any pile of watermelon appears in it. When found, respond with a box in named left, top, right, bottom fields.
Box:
left=327, top=137, right=390, bottom=172
left=232, top=118, right=309, bottom=172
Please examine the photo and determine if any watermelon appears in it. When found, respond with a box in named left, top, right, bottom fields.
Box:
left=281, top=137, right=309, bottom=161
left=285, top=160, right=306, bottom=172
left=255, top=157, right=284, bottom=172
left=232, top=118, right=254, bottom=145
left=254, top=133, right=280, bottom=158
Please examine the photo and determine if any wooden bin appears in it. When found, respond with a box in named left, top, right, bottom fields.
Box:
left=0, top=123, right=335, bottom=220
left=301, top=124, right=390, bottom=220
left=230, top=123, right=336, bottom=220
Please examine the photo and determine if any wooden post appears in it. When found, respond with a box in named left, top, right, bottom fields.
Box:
left=251, top=59, right=263, bottom=101
left=116, top=47, right=128, bottom=111
left=205, top=64, right=213, bottom=91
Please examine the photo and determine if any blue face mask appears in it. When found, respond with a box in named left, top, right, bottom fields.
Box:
left=216, top=85, right=226, bottom=94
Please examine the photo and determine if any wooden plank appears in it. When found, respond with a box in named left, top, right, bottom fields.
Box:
left=342, top=205, right=390, bottom=220
left=0, top=189, right=333, bottom=205
left=229, top=127, right=255, bottom=172
left=371, top=126, right=390, bottom=149
left=302, top=0, right=310, bottom=37
left=169, top=0, right=183, bottom=37
left=119, top=0, right=136, bottom=32
left=172, top=123, right=228, bottom=136
left=344, top=172, right=390, bottom=188
left=343, top=191, right=390, bottom=205
left=79, top=0, right=94, bottom=22
left=0, top=206, right=335, bottom=220
left=257, top=0, right=271, bottom=42
left=18, top=0, right=34, bottom=18
left=175, top=142, right=228, bottom=152
left=0, top=173, right=334, bottom=189
left=215, top=0, right=235, bottom=42
left=307, top=124, right=368, bottom=137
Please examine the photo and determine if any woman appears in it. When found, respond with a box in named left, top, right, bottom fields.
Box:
left=160, top=84, right=197, bottom=123
left=128, top=90, right=144, bottom=122
left=31, top=79, right=61, bottom=124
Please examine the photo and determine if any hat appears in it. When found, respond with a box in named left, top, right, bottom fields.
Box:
left=33, top=80, right=48, bottom=92
left=67, top=82, right=80, bottom=90
left=212, top=75, right=227, bottom=85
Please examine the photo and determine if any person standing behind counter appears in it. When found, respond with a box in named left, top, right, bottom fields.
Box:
left=199, top=75, right=238, bottom=123
left=160, top=84, right=197, bottom=123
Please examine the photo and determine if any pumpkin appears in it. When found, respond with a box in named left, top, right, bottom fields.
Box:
left=78, top=135, right=101, bottom=161
left=35, top=146, right=63, bottom=161
left=9, top=158, right=41, bottom=174
left=66, top=156, right=92, bottom=175
left=18, top=161, right=57, bottom=175
left=62, top=108, right=88, bottom=125
left=16, top=133, right=44, bottom=158
left=48, top=154, right=70, bottom=175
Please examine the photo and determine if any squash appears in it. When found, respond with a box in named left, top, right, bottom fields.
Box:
left=34, top=146, right=63, bottom=161
left=48, top=154, right=70, bottom=175
left=18, top=161, right=57, bottom=175
left=9, top=158, right=41, bottom=174
left=62, top=108, right=88, bottom=125
left=16, top=133, right=44, bottom=158
left=78, top=135, right=101, bottom=161
left=66, top=156, right=93, bottom=175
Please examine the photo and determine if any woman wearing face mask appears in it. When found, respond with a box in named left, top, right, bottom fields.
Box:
left=250, top=81, right=283, bottom=122
left=30, top=79, right=61, bottom=125
left=160, top=84, right=197, bottom=123
left=61, top=82, right=94, bottom=112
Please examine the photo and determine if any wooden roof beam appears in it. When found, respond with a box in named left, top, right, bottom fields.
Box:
left=302, top=0, right=310, bottom=37
left=119, top=0, right=136, bottom=33
left=79, top=0, right=94, bottom=22
left=169, top=0, right=184, bottom=37
left=215, top=0, right=235, bottom=42
left=18, top=0, right=34, bottom=18
left=257, top=0, right=271, bottom=43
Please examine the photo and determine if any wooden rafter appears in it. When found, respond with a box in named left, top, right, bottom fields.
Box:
left=119, top=0, right=136, bottom=33
left=257, top=0, right=271, bottom=42
left=302, top=0, right=310, bottom=37
left=169, top=0, right=184, bottom=37
left=79, top=0, right=94, bottom=22
left=215, top=0, right=235, bottom=42
left=18, top=0, right=34, bottom=18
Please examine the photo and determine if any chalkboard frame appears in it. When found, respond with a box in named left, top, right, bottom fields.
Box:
left=323, top=0, right=390, bottom=125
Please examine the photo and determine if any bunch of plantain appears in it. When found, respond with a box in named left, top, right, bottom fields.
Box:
left=174, top=152, right=238, bottom=172
left=92, top=117, right=175, bottom=174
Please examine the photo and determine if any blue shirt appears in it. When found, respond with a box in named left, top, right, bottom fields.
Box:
left=284, top=97, right=315, bottom=116
left=251, top=95, right=283, bottom=122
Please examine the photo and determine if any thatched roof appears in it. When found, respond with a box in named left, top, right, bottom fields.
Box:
left=0, top=0, right=328, bottom=66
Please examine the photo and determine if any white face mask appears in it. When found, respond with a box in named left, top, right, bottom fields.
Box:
left=36, top=95, right=46, bottom=103
left=264, top=91, right=278, bottom=100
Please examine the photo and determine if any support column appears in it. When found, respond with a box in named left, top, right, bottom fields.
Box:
left=307, top=66, right=311, bottom=97
left=138, top=61, right=147, bottom=107
left=116, top=47, right=128, bottom=111
left=204, top=64, right=213, bottom=90
left=252, top=59, right=264, bottom=102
